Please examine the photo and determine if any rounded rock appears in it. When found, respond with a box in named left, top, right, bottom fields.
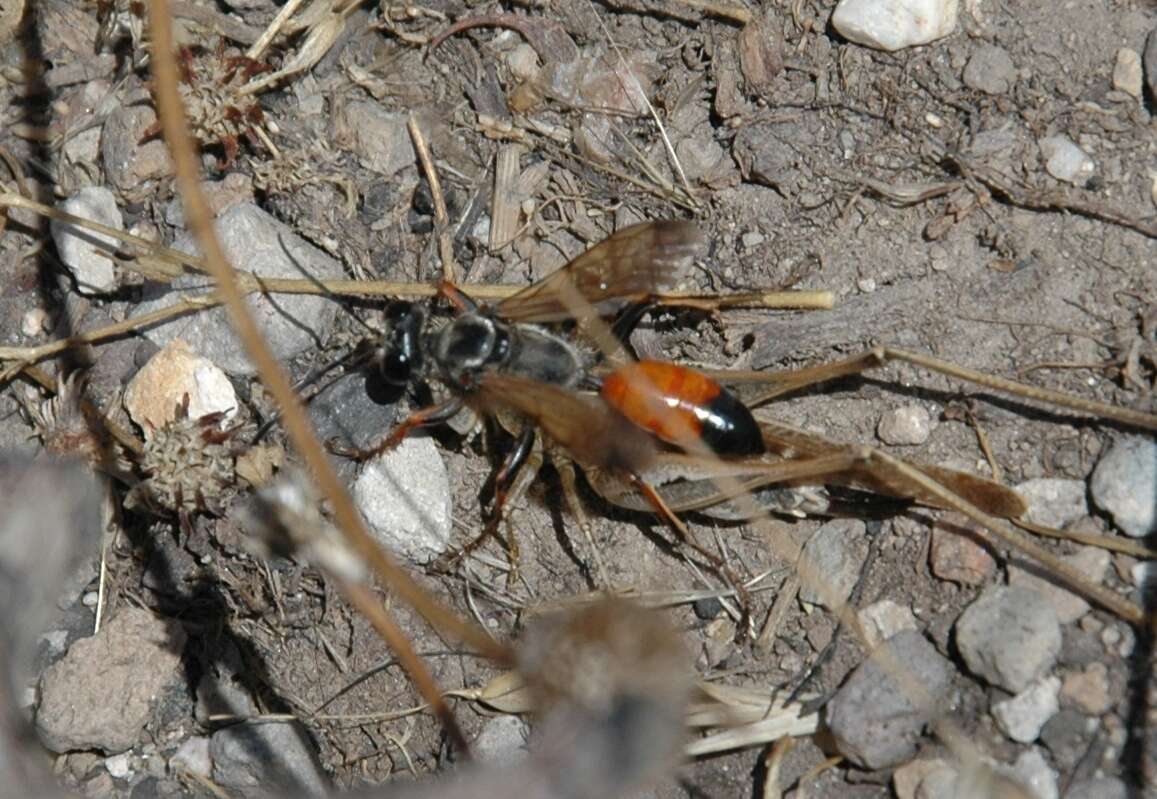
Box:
left=353, top=436, right=452, bottom=563
left=51, top=186, right=123, bottom=295
left=1014, top=478, right=1088, bottom=529
left=955, top=585, right=1060, bottom=693
left=877, top=405, right=933, bottom=445
left=963, top=44, right=1016, bottom=94
left=857, top=599, right=918, bottom=651
left=827, top=630, right=955, bottom=769
left=131, top=203, right=344, bottom=375
left=831, top=0, right=958, bottom=52
left=210, top=720, right=328, bottom=797
left=1089, top=435, right=1156, bottom=538
left=123, top=339, right=238, bottom=436
left=35, top=608, right=187, bottom=753
left=798, top=518, right=869, bottom=609
left=1039, top=136, right=1095, bottom=186
left=1112, top=48, right=1143, bottom=99
left=1009, top=544, right=1107, bottom=624
left=992, top=675, right=1060, bottom=743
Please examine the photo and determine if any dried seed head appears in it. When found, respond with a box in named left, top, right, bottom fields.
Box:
left=24, top=374, right=107, bottom=466
left=148, top=44, right=271, bottom=165
left=127, top=396, right=243, bottom=515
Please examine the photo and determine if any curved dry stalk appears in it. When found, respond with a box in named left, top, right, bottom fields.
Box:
left=145, top=0, right=509, bottom=755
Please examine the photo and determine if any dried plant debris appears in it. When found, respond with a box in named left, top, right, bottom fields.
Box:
left=125, top=394, right=246, bottom=515
left=145, top=43, right=273, bottom=165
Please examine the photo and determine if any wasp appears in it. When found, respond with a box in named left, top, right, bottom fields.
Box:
left=334, top=221, right=769, bottom=573
left=338, top=221, right=1156, bottom=624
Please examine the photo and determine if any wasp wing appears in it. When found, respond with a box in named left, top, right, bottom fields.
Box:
left=472, top=374, right=658, bottom=474
left=495, top=221, right=703, bottom=323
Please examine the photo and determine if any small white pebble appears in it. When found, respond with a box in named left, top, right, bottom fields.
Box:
left=104, top=753, right=133, bottom=779
left=877, top=405, right=933, bottom=446
left=21, top=308, right=50, bottom=337
left=1111, top=48, right=1143, bottom=99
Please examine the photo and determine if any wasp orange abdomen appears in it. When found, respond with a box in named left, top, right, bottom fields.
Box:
left=601, top=361, right=765, bottom=456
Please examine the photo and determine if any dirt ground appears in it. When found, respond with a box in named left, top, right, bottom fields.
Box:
left=0, top=0, right=1155, bottom=797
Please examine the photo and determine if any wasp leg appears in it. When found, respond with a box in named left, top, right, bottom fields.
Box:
left=438, top=280, right=481, bottom=313
left=438, top=427, right=538, bottom=583
left=627, top=474, right=754, bottom=638
left=553, top=451, right=611, bottom=588
left=328, top=396, right=465, bottom=461
left=723, top=346, right=1156, bottom=431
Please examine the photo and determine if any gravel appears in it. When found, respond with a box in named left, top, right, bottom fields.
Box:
left=35, top=608, right=187, bottom=754
left=51, top=186, right=122, bottom=295
left=954, top=585, right=1060, bottom=693
left=131, top=203, right=344, bottom=375
left=353, top=436, right=453, bottom=563
left=1089, top=435, right=1157, bottom=538
left=826, top=631, right=954, bottom=769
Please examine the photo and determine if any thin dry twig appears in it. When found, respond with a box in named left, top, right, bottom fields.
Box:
left=407, top=115, right=457, bottom=282
left=146, top=0, right=509, bottom=755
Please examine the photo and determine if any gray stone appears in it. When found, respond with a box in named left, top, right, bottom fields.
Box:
left=675, top=135, right=727, bottom=182
left=826, top=631, right=954, bottom=769
left=963, top=44, right=1016, bottom=94
left=877, top=405, right=932, bottom=445
left=1089, top=435, right=1156, bottom=538
left=929, top=519, right=996, bottom=585
left=893, top=758, right=952, bottom=799
left=104, top=752, right=134, bottom=779
left=131, top=203, right=344, bottom=375
left=992, top=675, right=1060, bottom=743
left=336, top=102, right=415, bottom=179
left=1112, top=48, right=1143, bottom=99
left=1040, top=708, right=1095, bottom=771
left=102, top=103, right=174, bottom=201
left=1004, top=747, right=1058, bottom=799
left=307, top=372, right=398, bottom=463
left=1009, top=545, right=1108, bottom=624
left=1015, top=478, right=1088, bottom=529
left=35, top=608, right=187, bottom=753
left=1065, top=777, right=1127, bottom=799
left=1039, top=136, right=1095, bottom=186
left=210, top=720, right=328, bottom=798
left=51, top=186, right=122, bottom=295
left=353, top=436, right=452, bottom=563
left=857, top=599, right=918, bottom=651
left=798, top=518, right=869, bottom=610
left=955, top=585, right=1060, bottom=693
